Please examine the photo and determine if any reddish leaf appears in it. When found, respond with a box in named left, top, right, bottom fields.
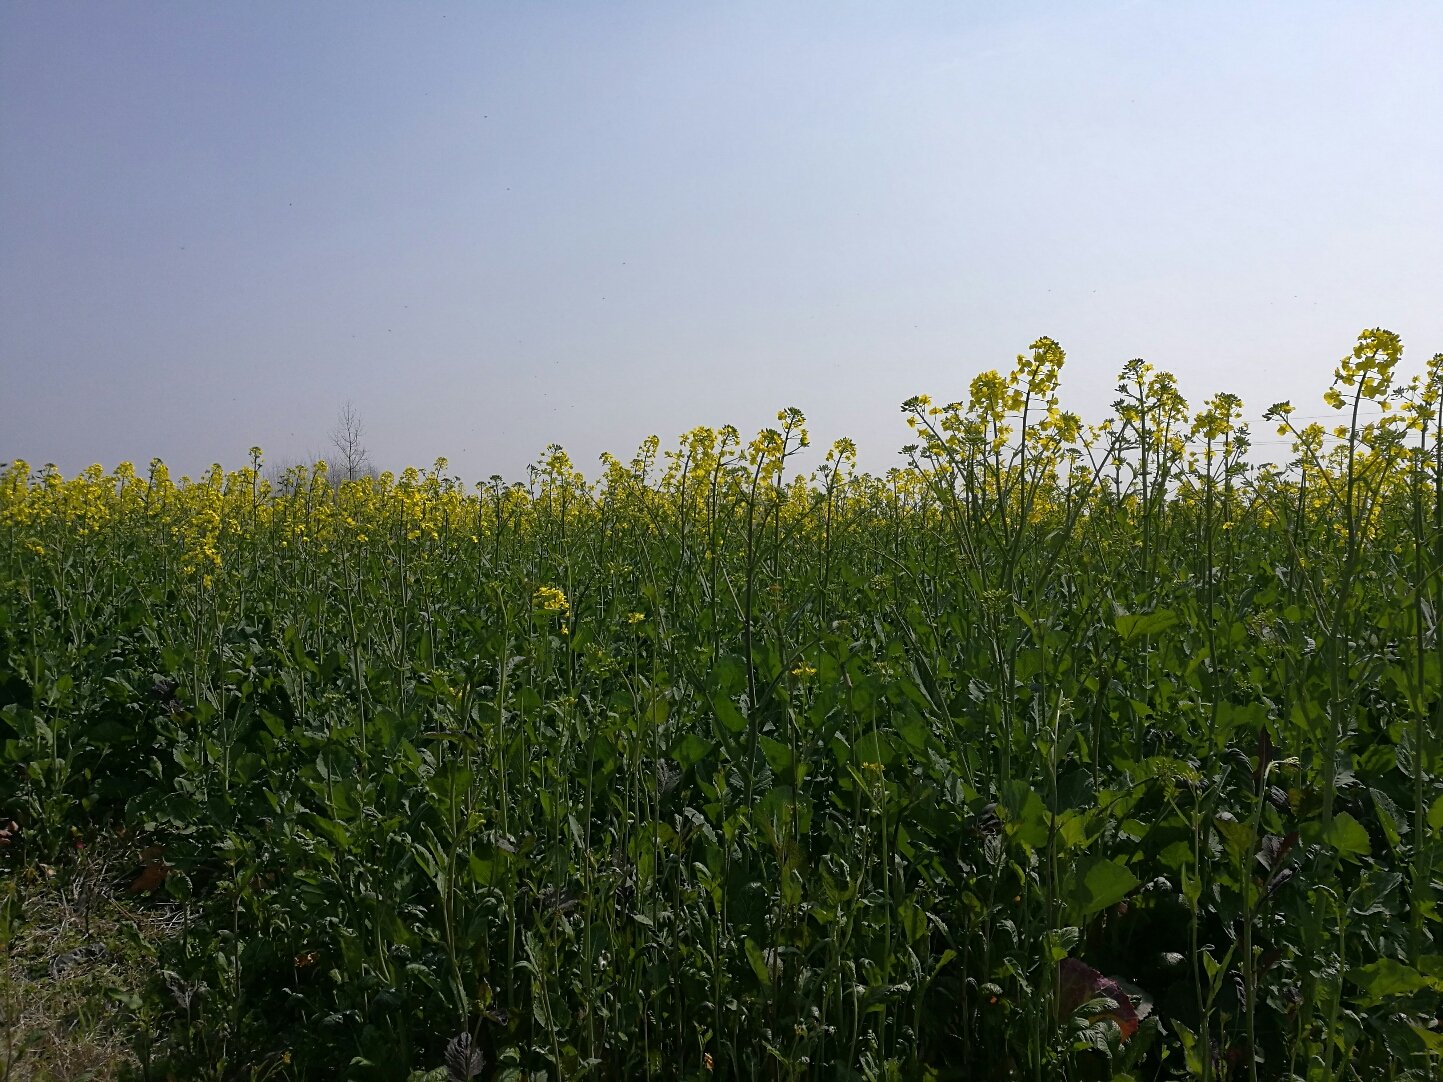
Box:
left=1058, top=958, right=1140, bottom=1041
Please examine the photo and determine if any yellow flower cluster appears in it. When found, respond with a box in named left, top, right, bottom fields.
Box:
left=2, top=331, right=1438, bottom=592
left=534, top=585, right=570, bottom=616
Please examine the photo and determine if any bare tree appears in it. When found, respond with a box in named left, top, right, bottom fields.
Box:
left=329, top=401, right=372, bottom=482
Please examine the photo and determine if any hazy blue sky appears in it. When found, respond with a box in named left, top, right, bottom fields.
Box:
left=3, top=1, right=1441, bottom=480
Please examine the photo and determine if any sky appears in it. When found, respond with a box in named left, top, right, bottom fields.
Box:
left=3, top=1, right=1441, bottom=481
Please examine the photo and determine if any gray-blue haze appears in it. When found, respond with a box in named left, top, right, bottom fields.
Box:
left=3, top=2, right=1441, bottom=482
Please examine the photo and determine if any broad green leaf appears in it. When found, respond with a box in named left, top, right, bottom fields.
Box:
left=669, top=733, right=712, bottom=770
left=1214, top=817, right=1256, bottom=864
left=1000, top=782, right=1050, bottom=850
left=756, top=785, right=812, bottom=835
left=1159, top=840, right=1196, bottom=871
left=83, top=720, right=133, bottom=746
left=1370, top=788, right=1405, bottom=849
left=897, top=899, right=928, bottom=944
left=1070, top=856, right=1140, bottom=917
left=1349, top=957, right=1426, bottom=1004
left=760, top=734, right=795, bottom=779
left=1323, top=812, right=1371, bottom=857
left=744, top=938, right=773, bottom=988
left=713, top=654, right=748, bottom=695
left=1172, top=1020, right=1204, bottom=1077
left=896, top=714, right=930, bottom=751
left=1412, top=1024, right=1443, bottom=1054
left=1428, top=794, right=1443, bottom=832
left=1115, top=609, right=1178, bottom=641
left=468, top=851, right=510, bottom=888
left=712, top=693, right=746, bottom=734
left=1054, top=810, right=1090, bottom=851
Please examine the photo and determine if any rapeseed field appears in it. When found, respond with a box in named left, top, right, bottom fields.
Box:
left=2, top=332, right=1441, bottom=1079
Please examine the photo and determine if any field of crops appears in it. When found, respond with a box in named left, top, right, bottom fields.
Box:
left=2, top=331, right=1442, bottom=1080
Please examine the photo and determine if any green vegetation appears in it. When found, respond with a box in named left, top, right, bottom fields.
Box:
left=2, top=332, right=1441, bottom=1079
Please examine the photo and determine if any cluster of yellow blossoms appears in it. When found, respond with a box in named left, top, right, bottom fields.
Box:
left=4, top=332, right=1439, bottom=586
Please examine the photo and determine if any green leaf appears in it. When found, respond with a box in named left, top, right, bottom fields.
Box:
left=712, top=694, right=746, bottom=734
left=1349, top=957, right=1426, bottom=1004
left=305, top=813, right=352, bottom=850
left=1214, top=817, right=1256, bottom=864
left=1000, top=782, right=1050, bottom=850
left=468, top=852, right=506, bottom=887
left=756, top=785, right=811, bottom=835
left=83, top=720, right=133, bottom=746
left=713, top=654, right=748, bottom=695
left=1043, top=926, right=1080, bottom=963
left=1115, top=609, right=1178, bottom=641
left=1069, top=856, right=1140, bottom=918
left=1370, top=787, right=1406, bottom=849
left=760, top=734, right=796, bottom=780
left=744, top=938, right=773, bottom=988
left=1428, top=794, right=1443, bottom=832
left=1412, top=1024, right=1443, bottom=1054
left=1323, top=812, right=1371, bottom=857
left=897, top=899, right=927, bottom=945
left=669, top=733, right=712, bottom=770
left=1172, top=1020, right=1204, bottom=1077
left=896, top=713, right=930, bottom=752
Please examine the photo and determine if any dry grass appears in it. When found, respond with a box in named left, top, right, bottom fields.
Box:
left=1, top=836, right=180, bottom=1082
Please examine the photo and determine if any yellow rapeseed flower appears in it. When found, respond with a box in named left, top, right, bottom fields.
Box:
left=534, top=585, right=570, bottom=616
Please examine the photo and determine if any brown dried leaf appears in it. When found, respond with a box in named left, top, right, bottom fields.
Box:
left=128, top=861, right=168, bottom=894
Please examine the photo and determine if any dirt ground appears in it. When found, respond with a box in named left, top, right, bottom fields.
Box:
left=2, top=834, right=178, bottom=1081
